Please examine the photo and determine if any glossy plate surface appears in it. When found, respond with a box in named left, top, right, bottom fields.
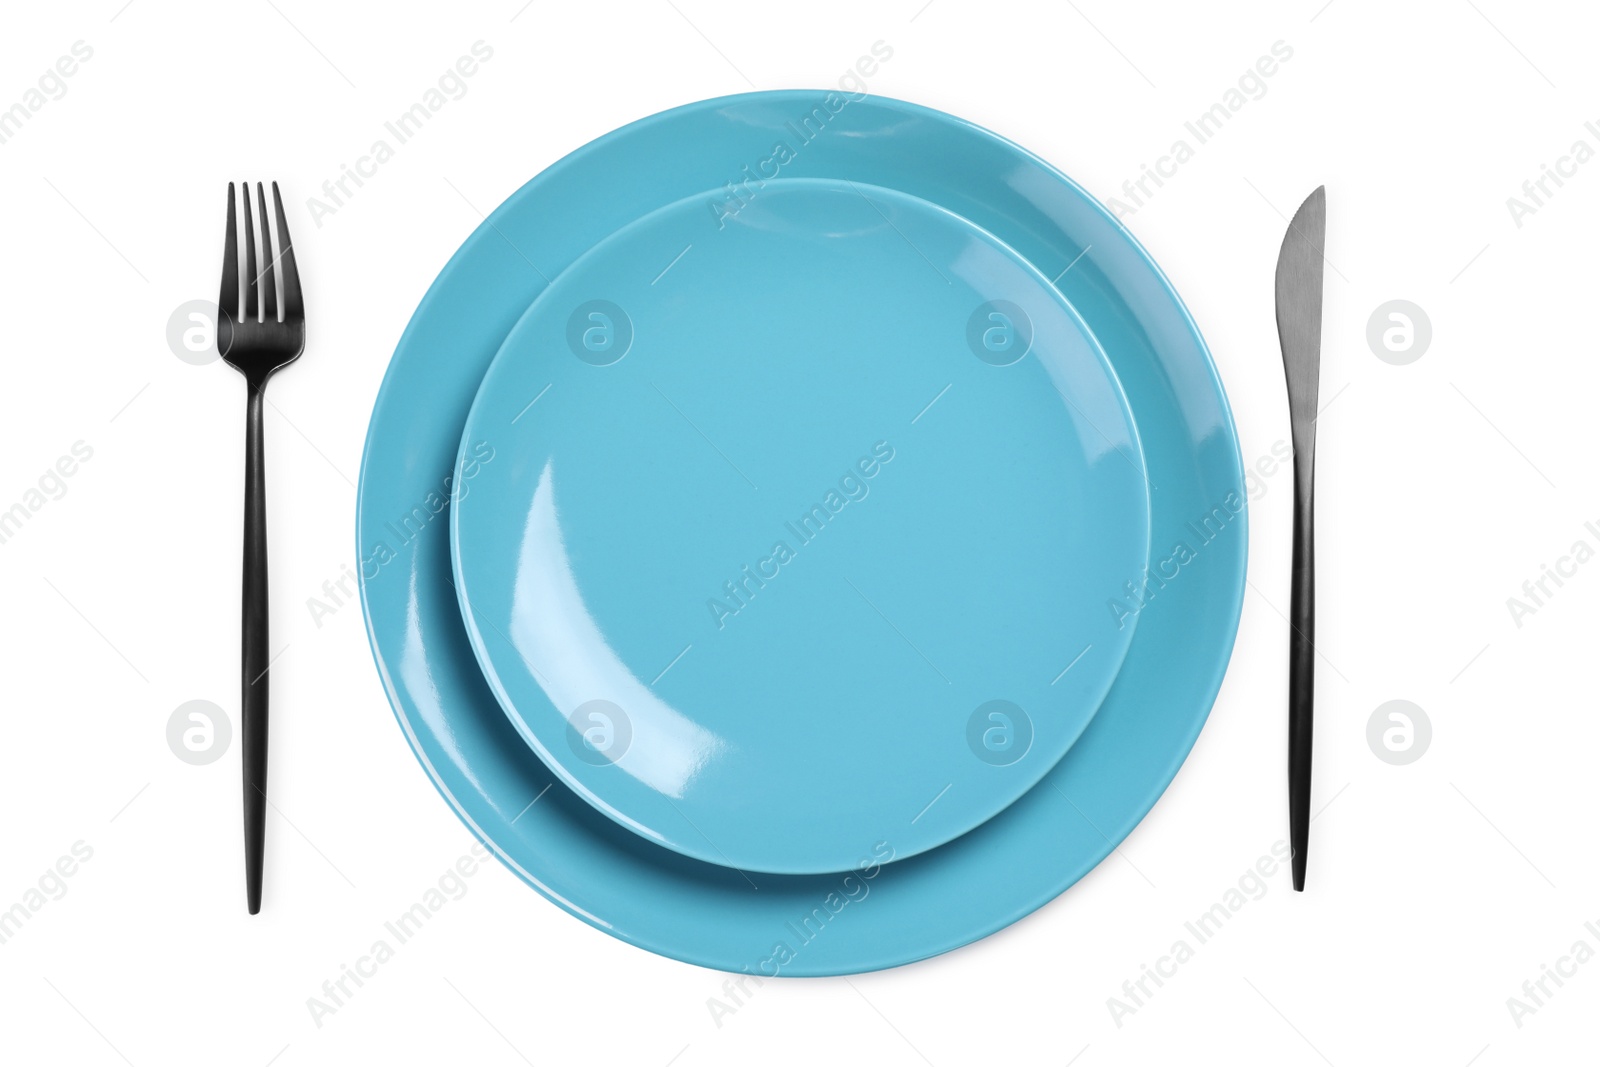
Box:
left=451, top=179, right=1150, bottom=874
left=357, top=91, right=1246, bottom=975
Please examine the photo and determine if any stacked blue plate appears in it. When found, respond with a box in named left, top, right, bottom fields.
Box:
left=357, top=91, right=1246, bottom=975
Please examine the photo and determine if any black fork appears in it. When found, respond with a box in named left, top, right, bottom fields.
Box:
left=217, top=182, right=305, bottom=913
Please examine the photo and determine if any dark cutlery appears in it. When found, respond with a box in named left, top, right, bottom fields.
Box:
left=1273, top=186, right=1324, bottom=892
left=216, top=182, right=305, bottom=913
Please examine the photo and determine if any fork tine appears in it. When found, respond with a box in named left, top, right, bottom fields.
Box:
left=242, top=181, right=259, bottom=322
left=256, top=183, right=277, bottom=322
left=271, top=183, right=303, bottom=322
left=219, top=183, right=239, bottom=323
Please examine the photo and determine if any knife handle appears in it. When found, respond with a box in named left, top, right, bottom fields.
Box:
left=1287, top=452, right=1315, bottom=892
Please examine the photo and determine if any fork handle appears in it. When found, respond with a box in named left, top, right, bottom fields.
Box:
left=242, top=379, right=270, bottom=914
left=1287, top=449, right=1315, bottom=892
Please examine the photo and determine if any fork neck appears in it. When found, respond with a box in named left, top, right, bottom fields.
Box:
left=241, top=366, right=273, bottom=396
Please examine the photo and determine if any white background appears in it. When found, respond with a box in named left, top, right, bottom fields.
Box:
left=1, top=1, right=1595, bottom=1064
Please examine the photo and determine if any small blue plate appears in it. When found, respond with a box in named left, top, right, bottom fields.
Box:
left=450, top=178, right=1150, bottom=874
left=357, top=91, right=1246, bottom=975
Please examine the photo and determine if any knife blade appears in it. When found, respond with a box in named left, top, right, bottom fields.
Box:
left=1274, top=185, right=1325, bottom=893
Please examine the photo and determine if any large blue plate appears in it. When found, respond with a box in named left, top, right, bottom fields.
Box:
left=357, top=91, right=1246, bottom=975
left=450, top=178, right=1151, bottom=874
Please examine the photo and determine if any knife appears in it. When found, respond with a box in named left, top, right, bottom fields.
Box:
left=1274, top=186, right=1325, bottom=892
